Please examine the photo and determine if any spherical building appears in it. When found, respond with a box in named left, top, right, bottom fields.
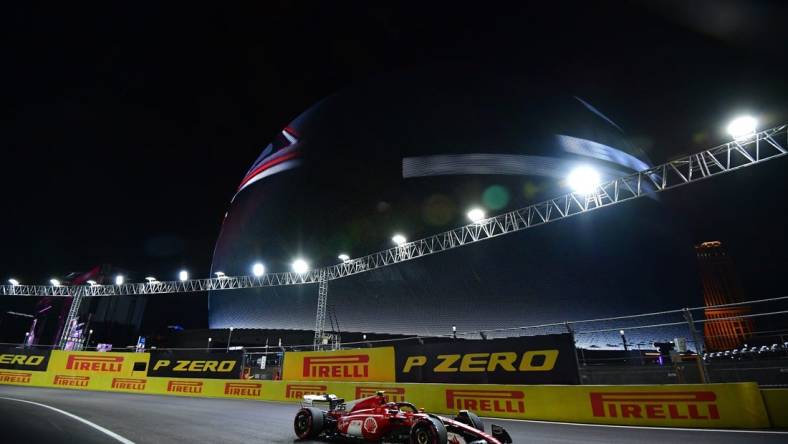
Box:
left=210, top=70, right=700, bottom=343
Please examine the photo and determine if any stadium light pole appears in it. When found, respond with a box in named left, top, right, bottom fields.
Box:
left=252, top=263, right=265, bottom=277
left=207, top=337, right=212, bottom=351
left=86, top=329, right=93, bottom=350
left=452, top=325, right=457, bottom=339
left=227, top=327, right=234, bottom=351
left=178, top=270, right=188, bottom=282
left=620, top=329, right=629, bottom=352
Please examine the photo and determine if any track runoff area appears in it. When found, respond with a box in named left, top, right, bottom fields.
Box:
left=0, top=386, right=784, bottom=444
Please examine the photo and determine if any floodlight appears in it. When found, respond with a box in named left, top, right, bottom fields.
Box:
left=50, top=279, right=60, bottom=287
left=145, top=276, right=157, bottom=283
left=392, top=234, right=407, bottom=245
left=214, top=271, right=227, bottom=279
left=252, top=263, right=265, bottom=277
left=292, top=259, right=309, bottom=274
left=8, top=279, right=19, bottom=286
left=86, top=280, right=98, bottom=286
left=467, top=208, right=486, bottom=223
left=727, top=115, right=757, bottom=139
left=337, top=254, right=350, bottom=262
left=115, top=275, right=124, bottom=285
left=178, top=270, right=188, bottom=282
left=567, top=166, right=600, bottom=195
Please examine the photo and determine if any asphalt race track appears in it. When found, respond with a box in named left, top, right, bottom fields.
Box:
left=0, top=385, right=784, bottom=444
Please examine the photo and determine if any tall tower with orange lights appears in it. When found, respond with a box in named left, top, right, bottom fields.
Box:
left=695, top=241, right=753, bottom=351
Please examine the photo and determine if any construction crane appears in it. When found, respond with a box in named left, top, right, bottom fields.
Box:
left=2, top=124, right=786, bottom=350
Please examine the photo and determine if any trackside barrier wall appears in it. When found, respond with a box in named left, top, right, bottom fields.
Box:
left=0, top=370, right=773, bottom=428
left=761, top=389, right=788, bottom=428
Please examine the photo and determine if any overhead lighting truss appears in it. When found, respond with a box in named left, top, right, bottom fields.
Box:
left=2, top=124, right=786, bottom=298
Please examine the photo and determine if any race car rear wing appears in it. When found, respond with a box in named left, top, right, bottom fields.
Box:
left=301, top=394, right=345, bottom=411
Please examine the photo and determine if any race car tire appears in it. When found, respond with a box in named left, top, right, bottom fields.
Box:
left=410, top=417, right=448, bottom=444
left=455, top=410, right=485, bottom=432
left=294, top=407, right=325, bottom=439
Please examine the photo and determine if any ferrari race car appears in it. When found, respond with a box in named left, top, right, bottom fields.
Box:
left=293, top=391, right=513, bottom=443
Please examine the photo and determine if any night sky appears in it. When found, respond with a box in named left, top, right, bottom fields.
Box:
left=2, top=1, right=787, bottom=334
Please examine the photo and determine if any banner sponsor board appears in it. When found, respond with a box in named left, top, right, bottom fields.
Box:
left=224, top=381, right=262, bottom=398
left=589, top=391, right=719, bottom=420
left=166, top=380, right=204, bottom=394
left=53, top=375, right=90, bottom=387
left=0, top=348, right=51, bottom=372
left=148, top=351, right=242, bottom=379
left=355, top=385, right=407, bottom=403
left=285, top=383, right=328, bottom=400
left=0, top=363, right=772, bottom=429
left=282, top=347, right=395, bottom=382
left=48, top=350, right=149, bottom=379
left=111, top=378, right=147, bottom=391
left=0, top=371, right=32, bottom=384
left=761, top=389, right=788, bottom=428
left=394, top=335, right=579, bottom=384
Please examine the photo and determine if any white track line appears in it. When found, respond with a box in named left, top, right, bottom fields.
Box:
left=0, top=396, right=135, bottom=444
left=485, top=416, right=788, bottom=434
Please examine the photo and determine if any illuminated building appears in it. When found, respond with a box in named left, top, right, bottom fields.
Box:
left=695, top=241, right=753, bottom=351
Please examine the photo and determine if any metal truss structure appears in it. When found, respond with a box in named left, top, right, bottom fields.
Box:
left=313, top=274, right=329, bottom=348
left=56, top=292, right=84, bottom=349
left=1, top=124, right=786, bottom=348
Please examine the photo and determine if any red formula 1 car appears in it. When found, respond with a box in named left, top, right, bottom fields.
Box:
left=294, top=391, right=513, bottom=444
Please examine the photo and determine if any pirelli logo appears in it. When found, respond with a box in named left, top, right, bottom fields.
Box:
left=111, top=378, right=147, bottom=391
left=66, top=354, right=123, bottom=372
left=0, top=371, right=31, bottom=383
left=167, top=380, right=203, bottom=394
left=285, top=384, right=327, bottom=399
left=446, top=389, right=525, bottom=413
left=53, top=375, right=90, bottom=387
left=356, top=386, right=406, bottom=402
left=302, top=355, right=369, bottom=379
left=224, top=382, right=262, bottom=397
left=590, top=391, right=720, bottom=420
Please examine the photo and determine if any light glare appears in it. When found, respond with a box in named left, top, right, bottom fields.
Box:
left=292, top=259, right=309, bottom=274
left=50, top=279, right=60, bottom=287
left=392, top=234, right=407, bottom=245
left=567, top=166, right=600, bottom=195
left=8, top=279, right=19, bottom=286
left=727, top=115, right=757, bottom=139
left=178, top=270, right=189, bottom=282
left=467, top=208, right=486, bottom=223
left=252, top=263, right=265, bottom=277
left=337, top=254, right=350, bottom=262
left=115, top=275, right=124, bottom=285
